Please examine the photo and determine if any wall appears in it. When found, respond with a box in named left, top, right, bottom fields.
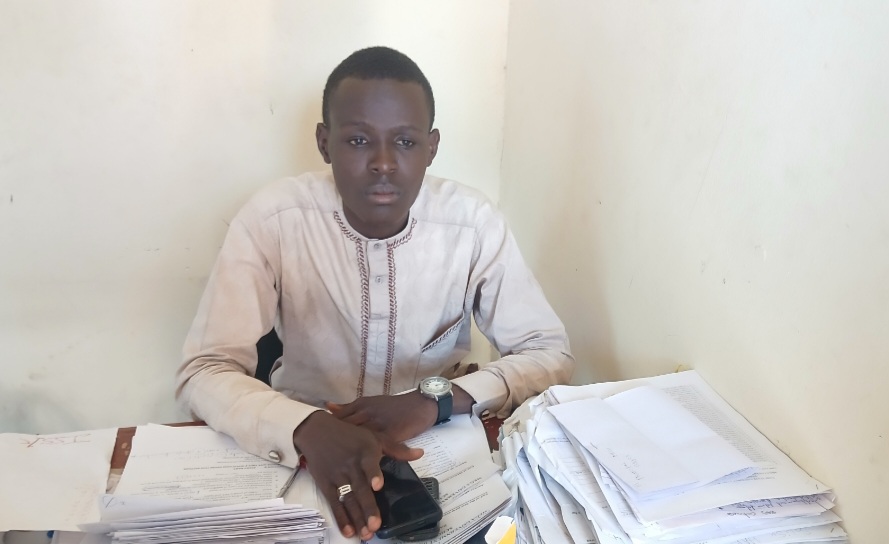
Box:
left=502, top=1, right=888, bottom=540
left=0, top=0, right=508, bottom=432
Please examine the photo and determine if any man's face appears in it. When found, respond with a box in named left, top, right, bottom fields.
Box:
left=316, top=77, right=440, bottom=239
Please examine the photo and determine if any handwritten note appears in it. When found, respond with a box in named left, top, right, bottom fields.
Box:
left=0, top=428, right=117, bottom=531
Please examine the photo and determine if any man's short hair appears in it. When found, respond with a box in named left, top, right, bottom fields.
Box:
left=322, top=46, right=435, bottom=129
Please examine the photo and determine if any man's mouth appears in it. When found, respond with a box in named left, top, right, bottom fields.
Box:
left=367, top=185, right=399, bottom=205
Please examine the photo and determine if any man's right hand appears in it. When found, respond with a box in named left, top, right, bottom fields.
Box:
left=292, top=410, right=423, bottom=540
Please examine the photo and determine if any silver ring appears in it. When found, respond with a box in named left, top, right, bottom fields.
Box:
left=337, top=484, right=352, bottom=502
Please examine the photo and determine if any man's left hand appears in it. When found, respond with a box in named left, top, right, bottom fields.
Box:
left=327, top=391, right=437, bottom=443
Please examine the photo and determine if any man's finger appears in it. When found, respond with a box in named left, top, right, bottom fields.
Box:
left=350, top=479, right=382, bottom=535
left=326, top=402, right=370, bottom=426
left=360, top=452, right=385, bottom=492
left=326, top=489, right=356, bottom=538
left=338, top=485, right=371, bottom=539
left=380, top=439, right=424, bottom=462
left=326, top=402, right=349, bottom=417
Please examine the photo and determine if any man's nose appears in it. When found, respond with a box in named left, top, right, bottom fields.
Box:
left=369, top=143, right=397, bottom=174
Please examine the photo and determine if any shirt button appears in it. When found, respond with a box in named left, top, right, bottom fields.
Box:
left=375, top=276, right=383, bottom=284
left=373, top=242, right=382, bottom=250
left=268, top=451, right=282, bottom=463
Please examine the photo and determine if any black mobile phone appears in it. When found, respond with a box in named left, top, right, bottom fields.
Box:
left=374, top=457, right=443, bottom=540
left=398, top=478, right=441, bottom=541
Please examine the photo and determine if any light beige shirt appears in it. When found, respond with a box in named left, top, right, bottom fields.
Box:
left=177, top=172, right=573, bottom=467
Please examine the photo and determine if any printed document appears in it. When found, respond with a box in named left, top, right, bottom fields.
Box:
left=114, top=424, right=293, bottom=502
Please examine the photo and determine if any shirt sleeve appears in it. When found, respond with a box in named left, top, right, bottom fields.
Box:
left=451, top=205, right=575, bottom=418
left=175, top=200, right=321, bottom=468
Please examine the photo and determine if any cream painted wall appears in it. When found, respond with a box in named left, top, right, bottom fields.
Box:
left=502, top=1, right=888, bottom=540
left=0, top=1, right=508, bottom=432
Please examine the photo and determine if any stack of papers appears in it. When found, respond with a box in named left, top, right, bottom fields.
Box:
left=80, top=497, right=325, bottom=544
left=77, top=417, right=506, bottom=544
left=383, top=414, right=512, bottom=544
left=76, top=424, right=328, bottom=544
left=501, top=371, right=847, bottom=544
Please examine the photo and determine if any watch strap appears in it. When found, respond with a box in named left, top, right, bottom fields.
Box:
left=434, top=392, right=453, bottom=425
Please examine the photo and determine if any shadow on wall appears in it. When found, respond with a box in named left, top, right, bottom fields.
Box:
left=0, top=384, right=85, bottom=434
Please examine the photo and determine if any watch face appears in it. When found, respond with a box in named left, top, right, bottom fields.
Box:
left=422, top=377, right=451, bottom=395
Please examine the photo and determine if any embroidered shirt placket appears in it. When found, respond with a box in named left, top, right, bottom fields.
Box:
left=383, top=219, right=416, bottom=394
left=336, top=214, right=416, bottom=398
left=334, top=212, right=371, bottom=397
left=365, top=239, right=391, bottom=396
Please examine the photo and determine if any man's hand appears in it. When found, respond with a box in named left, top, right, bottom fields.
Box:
left=326, top=390, right=438, bottom=443
left=293, top=411, right=423, bottom=540
left=328, top=383, right=477, bottom=443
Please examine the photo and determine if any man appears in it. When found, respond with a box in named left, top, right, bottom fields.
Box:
left=176, top=46, right=573, bottom=540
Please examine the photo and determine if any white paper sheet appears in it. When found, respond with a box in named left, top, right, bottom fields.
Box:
left=513, top=450, right=571, bottom=542
left=79, top=496, right=326, bottom=544
left=113, top=425, right=292, bottom=502
left=546, top=371, right=829, bottom=521
left=0, top=428, right=117, bottom=531
left=550, top=386, right=753, bottom=499
left=405, top=414, right=501, bottom=505
left=540, top=472, right=601, bottom=544
left=525, top=410, right=628, bottom=543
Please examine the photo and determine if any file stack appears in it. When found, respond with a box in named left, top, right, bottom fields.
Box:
left=500, top=371, right=847, bottom=544
left=79, top=424, right=329, bottom=544
left=80, top=497, right=326, bottom=544
left=66, top=417, right=506, bottom=544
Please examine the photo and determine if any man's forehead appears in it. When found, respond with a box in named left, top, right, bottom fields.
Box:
left=328, top=77, right=432, bottom=128
left=331, top=75, right=423, bottom=94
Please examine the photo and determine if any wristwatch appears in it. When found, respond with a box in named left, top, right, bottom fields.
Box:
left=418, top=376, right=453, bottom=425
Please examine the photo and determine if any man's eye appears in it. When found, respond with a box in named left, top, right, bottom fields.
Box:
left=397, top=138, right=415, bottom=148
left=348, top=137, right=368, bottom=146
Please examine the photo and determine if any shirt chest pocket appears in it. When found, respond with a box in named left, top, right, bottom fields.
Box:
left=416, top=315, right=470, bottom=380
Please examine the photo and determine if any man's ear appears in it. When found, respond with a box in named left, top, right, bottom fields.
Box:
left=316, top=123, right=332, bottom=164
left=427, top=128, right=440, bottom=167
